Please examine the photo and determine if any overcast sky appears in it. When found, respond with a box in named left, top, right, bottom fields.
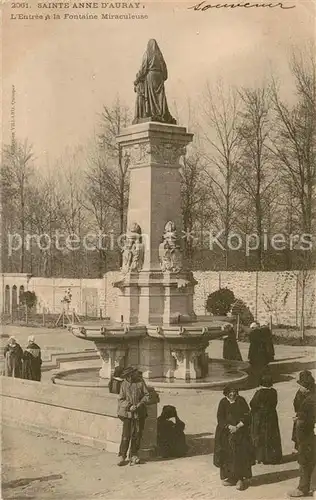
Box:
left=2, top=0, right=315, bottom=165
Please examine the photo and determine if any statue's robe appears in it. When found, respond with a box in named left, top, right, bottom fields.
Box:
left=133, top=39, right=176, bottom=125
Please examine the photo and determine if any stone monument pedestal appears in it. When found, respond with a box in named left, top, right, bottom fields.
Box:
left=71, top=121, right=225, bottom=382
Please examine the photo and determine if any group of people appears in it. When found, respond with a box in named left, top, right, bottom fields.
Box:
left=214, top=370, right=316, bottom=496
left=3, top=335, right=42, bottom=381
left=111, top=364, right=315, bottom=497
left=221, top=321, right=275, bottom=384
left=109, top=365, right=187, bottom=466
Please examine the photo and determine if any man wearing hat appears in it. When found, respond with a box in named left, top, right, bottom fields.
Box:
left=117, top=366, right=149, bottom=466
left=288, top=371, right=316, bottom=497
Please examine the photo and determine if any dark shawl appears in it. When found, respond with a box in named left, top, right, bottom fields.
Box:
left=214, top=396, right=254, bottom=479
left=223, top=331, right=242, bottom=362
left=22, top=342, right=42, bottom=381
left=4, top=343, right=23, bottom=378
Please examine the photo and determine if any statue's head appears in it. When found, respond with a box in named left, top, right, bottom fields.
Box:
left=147, top=39, right=159, bottom=52
left=128, top=222, right=141, bottom=235
left=164, top=221, right=176, bottom=233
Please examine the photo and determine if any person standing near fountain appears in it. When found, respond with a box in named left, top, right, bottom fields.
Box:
left=117, top=366, right=150, bottom=466
left=250, top=374, right=282, bottom=464
left=291, top=371, right=315, bottom=452
left=248, top=322, right=272, bottom=385
left=22, top=335, right=42, bottom=382
left=214, top=386, right=254, bottom=491
left=288, top=372, right=316, bottom=498
left=4, top=336, right=23, bottom=378
left=221, top=323, right=242, bottom=362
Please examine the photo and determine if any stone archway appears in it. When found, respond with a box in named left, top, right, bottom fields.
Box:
left=12, top=285, right=18, bottom=313
left=4, top=285, right=10, bottom=314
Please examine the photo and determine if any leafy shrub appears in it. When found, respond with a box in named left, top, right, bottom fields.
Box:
left=206, top=288, right=235, bottom=316
left=230, top=299, right=254, bottom=326
left=20, top=291, right=37, bottom=310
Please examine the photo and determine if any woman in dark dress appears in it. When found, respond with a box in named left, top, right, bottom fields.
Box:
left=291, top=370, right=315, bottom=451
left=22, top=336, right=42, bottom=381
left=260, top=324, right=275, bottom=362
left=157, top=405, right=187, bottom=458
left=221, top=323, right=242, bottom=362
left=250, top=374, right=282, bottom=464
left=214, top=386, right=254, bottom=491
left=4, top=336, right=23, bottom=378
left=133, top=39, right=176, bottom=125
left=248, top=322, right=272, bottom=385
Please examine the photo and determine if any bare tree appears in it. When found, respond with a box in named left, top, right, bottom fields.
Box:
left=180, top=152, right=210, bottom=263
left=54, top=148, right=87, bottom=277
left=84, top=140, right=120, bottom=275
left=1, top=140, right=34, bottom=272
left=98, top=98, right=131, bottom=237
left=238, top=85, right=277, bottom=270
left=271, top=45, right=316, bottom=242
left=201, top=82, right=243, bottom=269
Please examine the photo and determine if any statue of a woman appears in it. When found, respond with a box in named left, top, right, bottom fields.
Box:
left=133, top=39, right=176, bottom=125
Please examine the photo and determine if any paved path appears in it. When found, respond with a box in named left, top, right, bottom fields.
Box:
left=1, top=325, right=316, bottom=499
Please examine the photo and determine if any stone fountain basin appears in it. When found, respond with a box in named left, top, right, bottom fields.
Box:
left=69, top=319, right=229, bottom=341
left=52, top=358, right=249, bottom=390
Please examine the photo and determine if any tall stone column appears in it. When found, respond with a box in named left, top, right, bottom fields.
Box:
left=115, top=122, right=195, bottom=327
left=117, top=122, right=193, bottom=271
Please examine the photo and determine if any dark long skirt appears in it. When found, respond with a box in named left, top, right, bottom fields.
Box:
left=22, top=353, right=41, bottom=381
left=214, top=396, right=255, bottom=481
left=251, top=409, right=282, bottom=464
left=223, top=335, right=242, bottom=362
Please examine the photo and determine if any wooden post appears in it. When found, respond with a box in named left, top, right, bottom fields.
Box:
left=85, top=301, right=88, bottom=319
left=236, top=314, right=240, bottom=340
left=72, top=308, right=75, bottom=323
left=42, top=307, right=45, bottom=327
left=25, top=303, right=28, bottom=324
left=295, top=273, right=299, bottom=328
left=269, top=314, right=273, bottom=334
left=255, top=271, right=259, bottom=321
left=100, top=308, right=102, bottom=319
left=300, top=272, right=305, bottom=340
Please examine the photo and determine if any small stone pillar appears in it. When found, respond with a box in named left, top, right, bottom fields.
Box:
left=170, top=342, right=208, bottom=380
left=95, top=342, right=127, bottom=379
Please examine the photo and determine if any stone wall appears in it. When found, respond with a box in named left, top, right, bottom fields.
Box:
left=105, top=270, right=316, bottom=327
left=1, top=377, right=157, bottom=456
left=0, top=274, right=105, bottom=317
left=1, top=270, right=315, bottom=326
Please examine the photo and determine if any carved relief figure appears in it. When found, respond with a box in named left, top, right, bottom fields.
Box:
left=159, top=221, right=183, bottom=273
left=133, top=39, right=176, bottom=125
left=121, top=222, right=144, bottom=274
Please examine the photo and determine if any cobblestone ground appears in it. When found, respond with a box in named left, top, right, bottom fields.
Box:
left=1, top=325, right=316, bottom=499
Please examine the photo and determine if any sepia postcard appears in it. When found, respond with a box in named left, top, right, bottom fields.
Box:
left=1, top=0, right=315, bottom=498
